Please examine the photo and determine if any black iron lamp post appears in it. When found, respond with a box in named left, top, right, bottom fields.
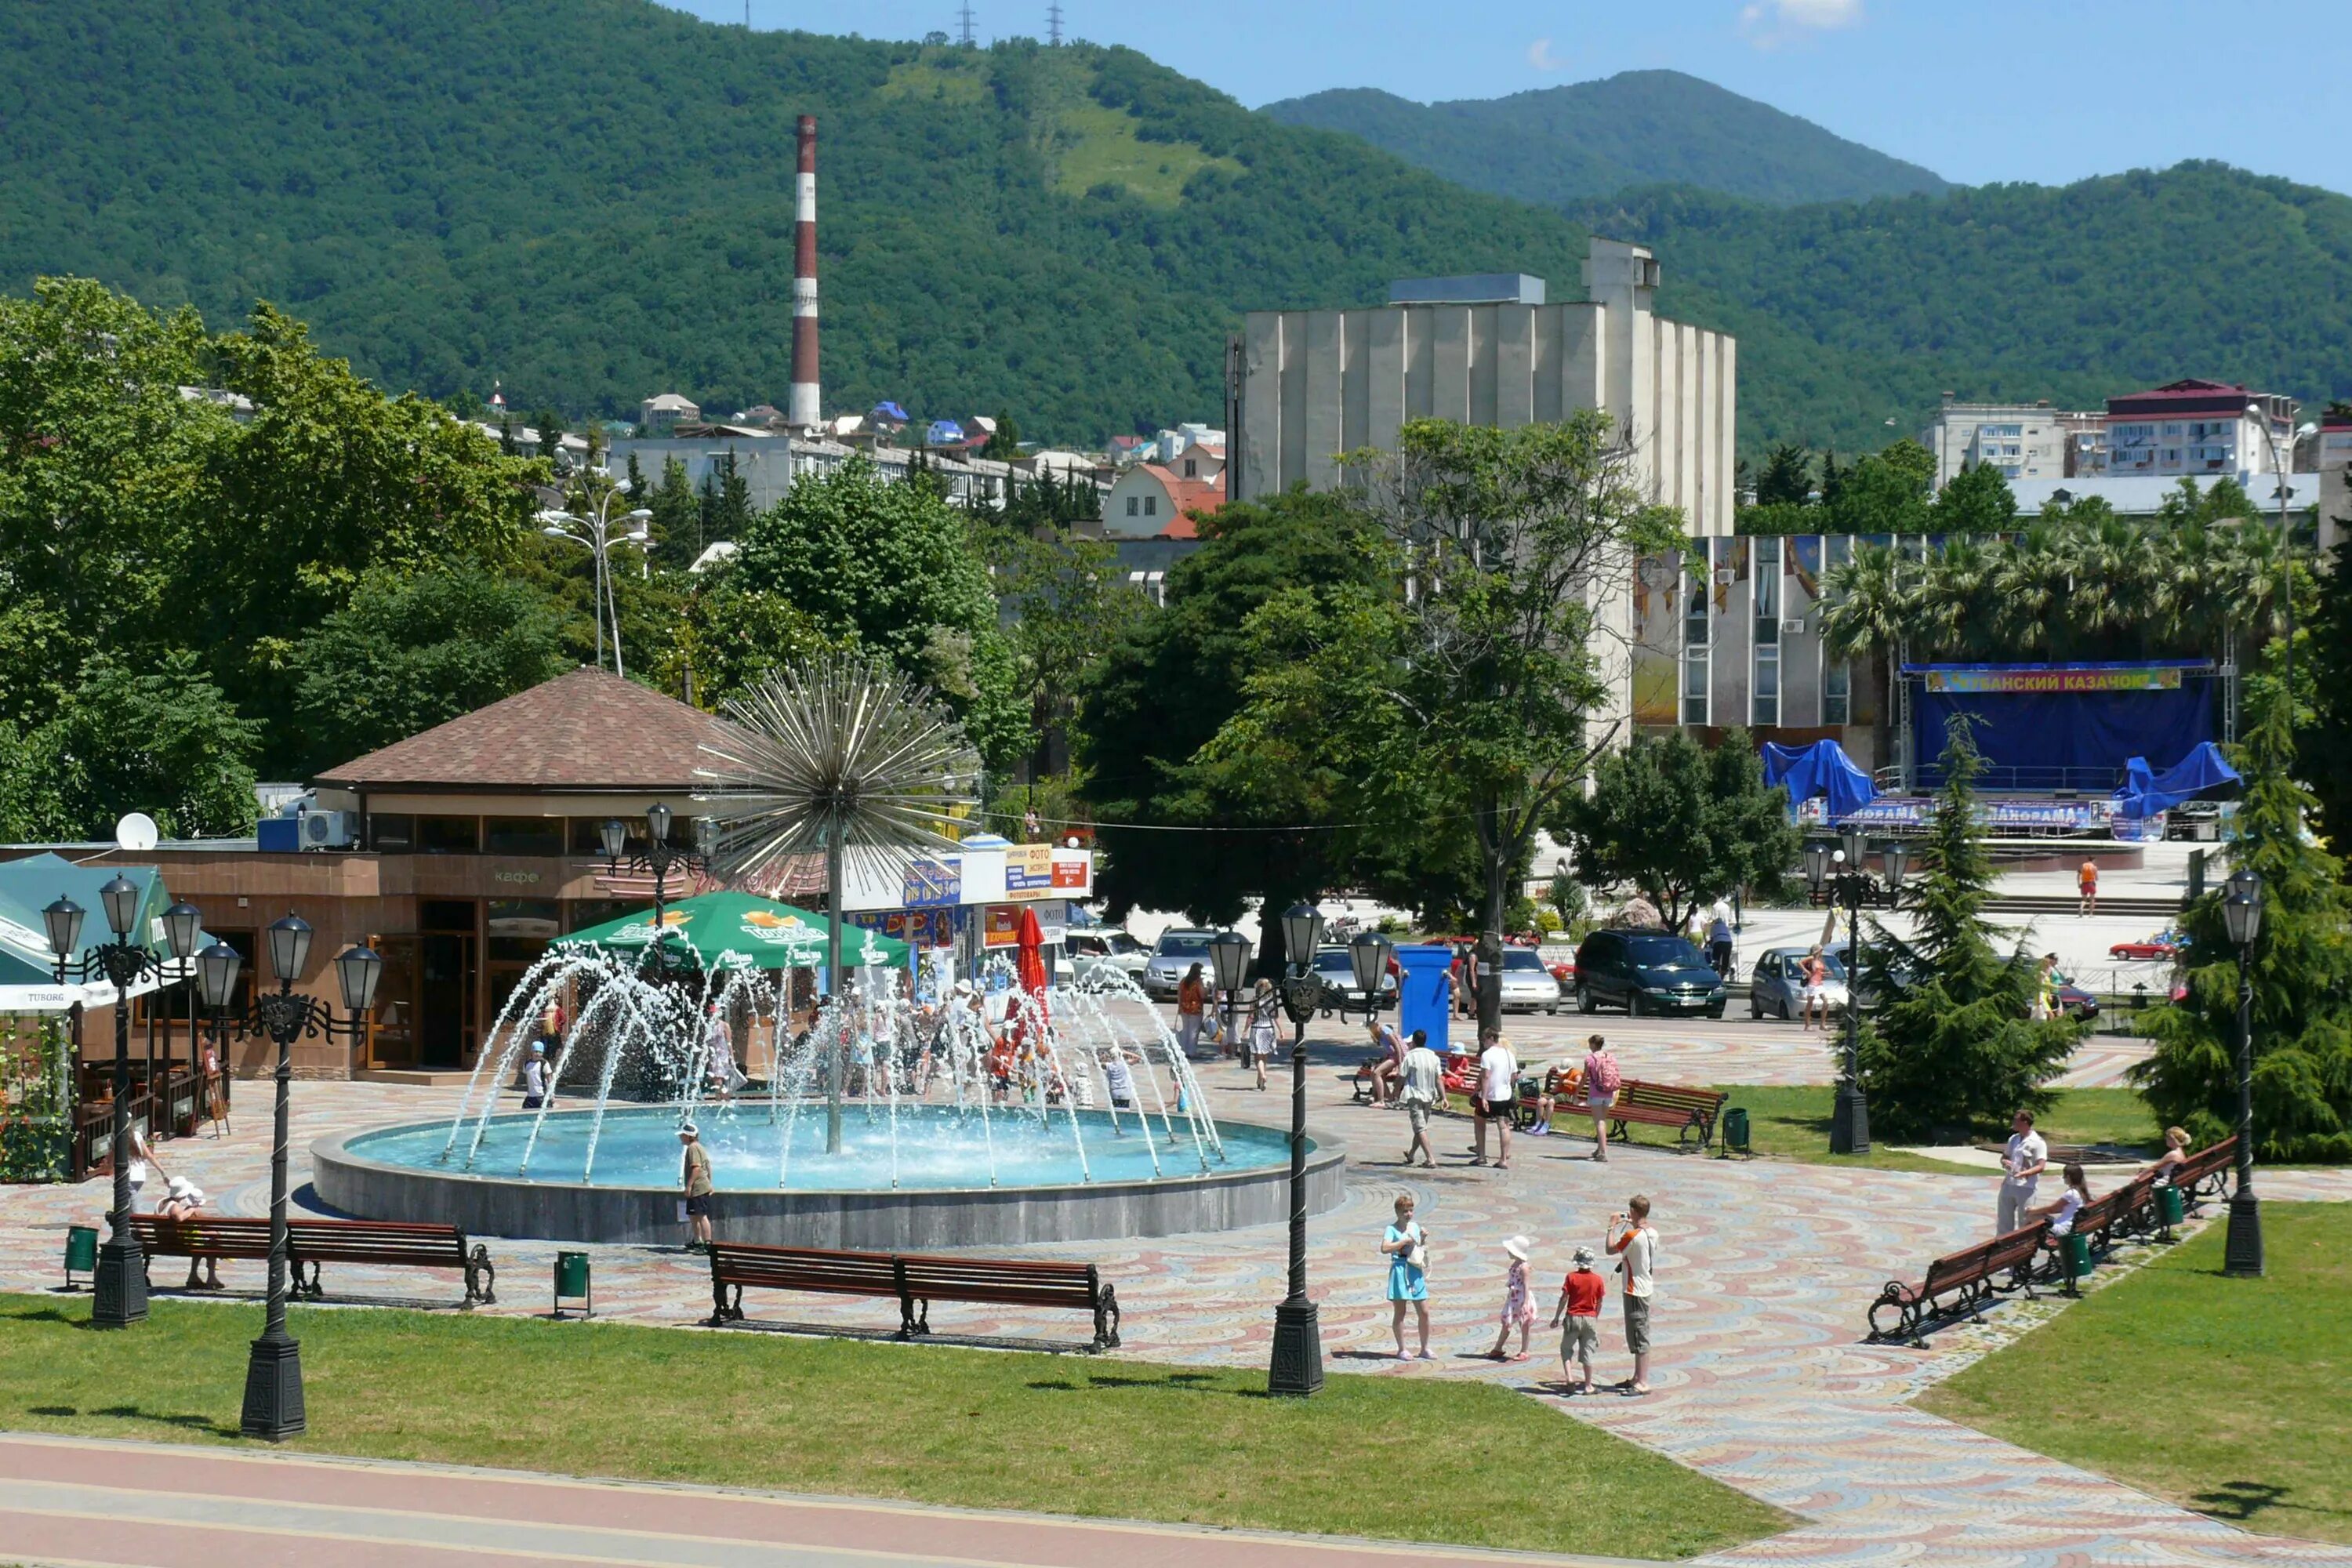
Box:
left=1207, top=929, right=1250, bottom=1056
left=600, top=804, right=719, bottom=978
left=209, top=916, right=382, bottom=1441
left=1802, top=830, right=1908, bottom=1156
left=1269, top=902, right=1328, bottom=1397
left=44, top=880, right=201, bottom=1328
left=2221, top=866, right=2264, bottom=1278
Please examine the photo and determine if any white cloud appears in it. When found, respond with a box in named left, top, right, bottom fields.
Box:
left=1740, top=0, right=1864, bottom=48
left=1527, top=37, right=1565, bottom=72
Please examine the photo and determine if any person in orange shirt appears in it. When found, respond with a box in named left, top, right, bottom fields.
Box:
left=2078, top=858, right=2099, bottom=916
left=1174, top=964, right=1207, bottom=1057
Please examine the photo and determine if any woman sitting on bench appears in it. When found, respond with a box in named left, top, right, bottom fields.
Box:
left=1363, top=1016, right=1405, bottom=1105
left=161, top=1177, right=221, bottom=1291
left=2143, top=1126, right=2190, bottom=1185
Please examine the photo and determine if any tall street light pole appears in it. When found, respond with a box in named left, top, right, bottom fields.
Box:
left=45, top=880, right=202, bottom=1329
left=1267, top=902, right=1332, bottom=1397
left=209, top=916, right=380, bottom=1441
left=1802, top=829, right=1907, bottom=1156
left=2249, top=405, right=2318, bottom=705
left=2220, top=866, right=2265, bottom=1277
left=541, top=477, right=654, bottom=679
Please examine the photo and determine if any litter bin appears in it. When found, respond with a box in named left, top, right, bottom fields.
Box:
left=64, top=1225, right=98, bottom=1290
left=1720, top=1105, right=1751, bottom=1155
left=2158, top=1184, right=2185, bottom=1228
left=2061, top=1229, right=2092, bottom=1283
left=554, top=1250, right=593, bottom=1319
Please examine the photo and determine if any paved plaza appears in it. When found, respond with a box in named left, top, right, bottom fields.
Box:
left=3, top=1000, right=2347, bottom=1568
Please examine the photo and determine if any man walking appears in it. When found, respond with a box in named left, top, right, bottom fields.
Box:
left=1606, top=1195, right=1657, bottom=1396
left=678, top=1122, right=715, bottom=1252
left=2078, top=857, right=2099, bottom=916
left=1707, top=898, right=1735, bottom=979
left=1473, top=1029, right=1519, bottom=1171
left=1997, top=1109, right=2048, bottom=1235
left=1398, top=1029, right=1443, bottom=1168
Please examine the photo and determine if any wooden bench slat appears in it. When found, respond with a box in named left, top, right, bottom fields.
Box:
left=709, top=1241, right=1117, bottom=1350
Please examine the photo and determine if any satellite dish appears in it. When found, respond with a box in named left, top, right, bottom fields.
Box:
left=114, top=812, right=160, bottom=853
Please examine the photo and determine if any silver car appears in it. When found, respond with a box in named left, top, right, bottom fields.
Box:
left=1496, top=946, right=1563, bottom=1014
left=1066, top=929, right=1149, bottom=987
left=1748, top=946, right=1851, bottom=1021
left=1142, top=928, right=1220, bottom=1000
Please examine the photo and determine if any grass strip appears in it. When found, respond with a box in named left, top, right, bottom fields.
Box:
left=1921, top=1201, right=2351, bottom=1544
left=0, top=1294, right=1784, bottom=1559
left=1705, top=1085, right=2158, bottom=1173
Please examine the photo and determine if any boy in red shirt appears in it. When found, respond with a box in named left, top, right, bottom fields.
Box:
left=1549, top=1244, right=1607, bottom=1393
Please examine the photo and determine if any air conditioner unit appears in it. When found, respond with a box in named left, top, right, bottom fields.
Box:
left=300, top=810, right=356, bottom=850
left=1713, top=568, right=1734, bottom=586
left=1779, top=618, right=1807, bottom=636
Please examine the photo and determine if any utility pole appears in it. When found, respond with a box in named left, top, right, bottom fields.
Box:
left=1047, top=3, right=1063, bottom=44
left=957, top=4, right=977, bottom=47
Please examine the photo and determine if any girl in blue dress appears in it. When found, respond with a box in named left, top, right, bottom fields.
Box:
left=1383, top=1193, right=1432, bottom=1359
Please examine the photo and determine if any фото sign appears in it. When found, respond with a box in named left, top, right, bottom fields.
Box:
left=1003, top=843, right=1055, bottom=900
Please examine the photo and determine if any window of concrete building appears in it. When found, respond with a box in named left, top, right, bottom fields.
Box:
left=1126, top=495, right=1139, bottom=516
left=416, top=815, right=481, bottom=854
left=368, top=813, right=415, bottom=851
left=1823, top=659, right=1850, bottom=726
left=484, top=817, right=563, bottom=857
left=1145, top=494, right=1157, bottom=517
left=1681, top=563, right=1711, bottom=725
left=1752, top=645, right=1780, bottom=728
left=1183, top=459, right=1197, bottom=477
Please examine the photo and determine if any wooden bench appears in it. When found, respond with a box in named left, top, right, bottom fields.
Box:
left=1523, top=1070, right=1726, bottom=1149
left=2171, top=1134, right=2237, bottom=1204
left=708, top=1241, right=1120, bottom=1351
left=1867, top=1220, right=2047, bottom=1344
left=130, top=1214, right=495, bottom=1306
left=2036, top=1177, right=2151, bottom=1294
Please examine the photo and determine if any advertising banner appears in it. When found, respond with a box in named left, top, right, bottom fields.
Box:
left=848, top=908, right=957, bottom=949
left=901, top=856, right=961, bottom=909
left=1003, top=843, right=1056, bottom=900
left=1922, top=666, right=2183, bottom=694
left=982, top=905, right=1023, bottom=947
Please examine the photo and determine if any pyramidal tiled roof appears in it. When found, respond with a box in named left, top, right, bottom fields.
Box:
left=314, top=668, right=755, bottom=792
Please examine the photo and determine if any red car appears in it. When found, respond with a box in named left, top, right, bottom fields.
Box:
left=2109, top=931, right=2183, bottom=960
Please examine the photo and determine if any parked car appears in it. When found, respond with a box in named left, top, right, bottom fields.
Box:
left=1571, top=929, right=1727, bottom=1018
left=1142, top=928, right=1220, bottom=1000
left=1065, top=929, right=1149, bottom=987
left=1845, top=948, right=2102, bottom=1023
left=1748, top=946, right=1851, bottom=1021
left=2109, top=930, right=2183, bottom=961
left=1495, top=946, right=1563, bottom=1014
left=1308, top=945, right=1399, bottom=1011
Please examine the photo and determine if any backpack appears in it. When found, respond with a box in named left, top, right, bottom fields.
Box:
left=1589, top=1051, right=1621, bottom=1094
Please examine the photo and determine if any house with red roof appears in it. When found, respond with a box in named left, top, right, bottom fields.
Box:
left=1102, top=462, right=1225, bottom=539
left=2103, top=379, right=2296, bottom=479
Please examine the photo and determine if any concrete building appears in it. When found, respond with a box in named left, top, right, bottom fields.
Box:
left=2103, top=379, right=2295, bottom=480
left=1230, top=236, right=1737, bottom=537
left=1922, top=397, right=2086, bottom=486
left=638, top=393, right=702, bottom=434
left=2011, top=473, right=2318, bottom=518
left=2319, top=413, right=2352, bottom=557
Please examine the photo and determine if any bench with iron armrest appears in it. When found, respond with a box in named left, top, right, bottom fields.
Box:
left=2170, top=1134, right=2238, bottom=1204
left=129, top=1214, right=495, bottom=1305
left=1867, top=1221, right=2047, bottom=1344
left=1341, top=1056, right=1386, bottom=1105
left=709, top=1241, right=1120, bottom=1352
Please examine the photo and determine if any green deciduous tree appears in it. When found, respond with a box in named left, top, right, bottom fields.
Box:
left=730, top=456, right=1027, bottom=770
left=287, top=568, right=572, bottom=773
left=1853, top=724, right=2081, bottom=1138
left=1754, top=442, right=1813, bottom=506
left=0, top=652, right=261, bottom=842
left=2133, top=660, right=2352, bottom=1160
left=1556, top=728, right=1800, bottom=931
left=646, top=574, right=843, bottom=713
left=1932, top=460, right=2017, bottom=532
left=980, top=412, right=1022, bottom=459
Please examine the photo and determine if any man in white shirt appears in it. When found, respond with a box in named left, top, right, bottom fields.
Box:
left=1397, top=1031, right=1444, bottom=1169
left=1606, top=1194, right=1657, bottom=1395
left=1473, top=1029, right=1520, bottom=1171
left=1998, top=1109, right=2049, bottom=1234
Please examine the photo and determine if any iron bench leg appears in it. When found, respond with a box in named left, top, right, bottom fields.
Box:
left=1094, top=1285, right=1121, bottom=1350
left=464, top=1244, right=496, bottom=1307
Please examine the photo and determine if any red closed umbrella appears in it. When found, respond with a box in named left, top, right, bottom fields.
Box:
left=1013, top=905, right=1050, bottom=1043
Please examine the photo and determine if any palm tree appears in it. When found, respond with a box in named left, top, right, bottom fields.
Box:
left=1917, top=536, right=1998, bottom=657
left=1820, top=543, right=1915, bottom=780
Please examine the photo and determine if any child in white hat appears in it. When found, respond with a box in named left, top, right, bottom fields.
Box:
left=1487, top=1235, right=1537, bottom=1362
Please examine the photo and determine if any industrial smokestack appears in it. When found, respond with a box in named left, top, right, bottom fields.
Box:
left=787, top=115, right=820, bottom=431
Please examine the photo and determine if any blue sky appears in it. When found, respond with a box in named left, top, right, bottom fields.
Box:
left=667, top=0, right=2344, bottom=194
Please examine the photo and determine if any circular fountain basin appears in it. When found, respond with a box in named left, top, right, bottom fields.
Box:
left=314, top=1104, right=1348, bottom=1249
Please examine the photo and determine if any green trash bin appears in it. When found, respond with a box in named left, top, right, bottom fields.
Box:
left=1720, top=1105, right=1751, bottom=1155
left=2061, top=1229, right=2092, bottom=1283
left=2158, top=1184, right=2185, bottom=1227
left=64, top=1225, right=98, bottom=1290
left=554, top=1250, right=592, bottom=1319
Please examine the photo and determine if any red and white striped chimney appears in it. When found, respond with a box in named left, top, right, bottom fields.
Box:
left=787, top=114, right=820, bottom=430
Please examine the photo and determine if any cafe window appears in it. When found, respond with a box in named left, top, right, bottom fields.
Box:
left=416, top=815, right=480, bottom=854
left=569, top=817, right=649, bottom=857
left=485, top=817, right=564, bottom=857
left=487, top=898, right=560, bottom=960
left=420, top=899, right=477, bottom=933
left=565, top=898, right=637, bottom=932
left=368, top=813, right=415, bottom=851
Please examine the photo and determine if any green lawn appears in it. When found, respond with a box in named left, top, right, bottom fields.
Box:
left=1922, top=1202, right=2352, bottom=1544
left=0, top=1295, right=1785, bottom=1559
left=1705, top=1086, right=2159, bottom=1174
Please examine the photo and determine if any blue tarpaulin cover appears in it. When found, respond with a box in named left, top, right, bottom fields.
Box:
left=2111, top=742, right=2241, bottom=819
left=871, top=401, right=910, bottom=423
left=1761, top=739, right=1878, bottom=822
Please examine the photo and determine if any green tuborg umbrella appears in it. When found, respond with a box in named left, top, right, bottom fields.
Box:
left=552, top=890, right=908, bottom=972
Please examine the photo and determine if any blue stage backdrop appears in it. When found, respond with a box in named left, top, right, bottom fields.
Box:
left=1908, top=662, right=2216, bottom=786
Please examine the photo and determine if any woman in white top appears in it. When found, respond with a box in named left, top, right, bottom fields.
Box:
left=2038, top=1162, right=2093, bottom=1236
left=1246, top=979, right=1280, bottom=1091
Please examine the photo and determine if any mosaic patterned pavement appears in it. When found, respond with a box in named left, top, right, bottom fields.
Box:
left=5, top=1044, right=2347, bottom=1568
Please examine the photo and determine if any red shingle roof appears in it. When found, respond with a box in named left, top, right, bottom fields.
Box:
left=315, top=668, right=758, bottom=792
left=1136, top=463, right=1225, bottom=538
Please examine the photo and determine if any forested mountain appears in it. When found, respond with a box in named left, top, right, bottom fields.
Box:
left=1261, top=71, right=1948, bottom=209
left=4, top=3, right=2350, bottom=455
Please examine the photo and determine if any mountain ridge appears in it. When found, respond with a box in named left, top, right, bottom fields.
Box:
left=1261, top=70, right=1950, bottom=209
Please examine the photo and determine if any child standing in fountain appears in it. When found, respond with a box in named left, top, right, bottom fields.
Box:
left=678, top=1123, right=714, bottom=1252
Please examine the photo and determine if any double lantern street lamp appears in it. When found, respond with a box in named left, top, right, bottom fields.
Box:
left=2221, top=866, right=2265, bottom=1278
left=45, top=889, right=379, bottom=1443
left=597, top=803, right=719, bottom=979
left=1801, top=830, right=1909, bottom=1156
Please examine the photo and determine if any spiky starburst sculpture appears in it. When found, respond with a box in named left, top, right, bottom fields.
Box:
left=694, top=651, right=982, bottom=1149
